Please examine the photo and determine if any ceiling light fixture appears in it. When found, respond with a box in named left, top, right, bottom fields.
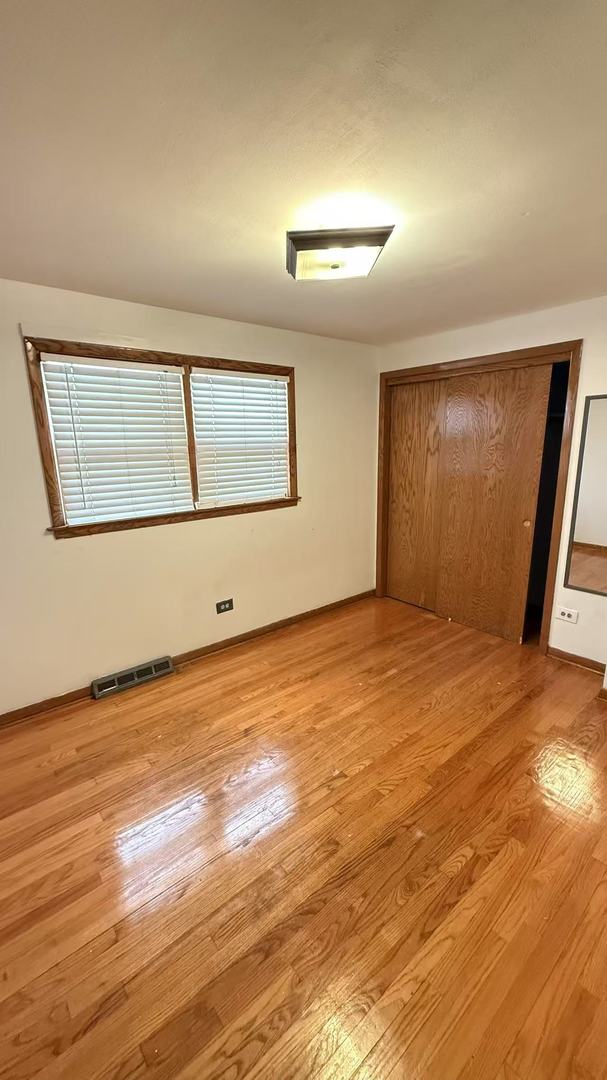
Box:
left=286, top=225, right=394, bottom=281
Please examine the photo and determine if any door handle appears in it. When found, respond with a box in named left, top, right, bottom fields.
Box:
left=523, top=519, right=531, bottom=528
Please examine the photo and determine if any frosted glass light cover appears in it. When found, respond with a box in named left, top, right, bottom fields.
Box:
left=295, top=245, right=383, bottom=280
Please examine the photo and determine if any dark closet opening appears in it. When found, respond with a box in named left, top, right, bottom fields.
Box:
left=524, top=361, right=569, bottom=641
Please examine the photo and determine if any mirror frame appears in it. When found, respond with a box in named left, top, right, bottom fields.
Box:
left=564, top=393, right=607, bottom=597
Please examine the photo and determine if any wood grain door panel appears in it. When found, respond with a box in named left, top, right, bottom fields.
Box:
left=435, top=365, right=551, bottom=641
left=386, top=380, right=445, bottom=609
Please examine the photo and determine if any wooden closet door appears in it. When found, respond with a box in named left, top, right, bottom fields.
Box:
left=435, top=365, right=551, bottom=641
left=386, top=380, right=445, bottom=609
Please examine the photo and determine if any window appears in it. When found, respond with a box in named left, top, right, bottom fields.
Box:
left=191, top=371, right=290, bottom=507
left=25, top=339, right=298, bottom=536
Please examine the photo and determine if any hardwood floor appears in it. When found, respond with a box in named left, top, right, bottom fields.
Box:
left=0, top=597, right=606, bottom=1080
left=569, top=543, right=607, bottom=593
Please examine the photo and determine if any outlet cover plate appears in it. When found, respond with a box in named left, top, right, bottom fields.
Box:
left=556, top=605, right=579, bottom=624
left=216, top=598, right=234, bottom=614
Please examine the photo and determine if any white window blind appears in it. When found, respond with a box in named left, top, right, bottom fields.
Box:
left=41, top=358, right=193, bottom=525
left=190, top=370, right=290, bottom=507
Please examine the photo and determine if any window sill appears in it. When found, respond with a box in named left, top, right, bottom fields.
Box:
left=48, top=496, right=300, bottom=538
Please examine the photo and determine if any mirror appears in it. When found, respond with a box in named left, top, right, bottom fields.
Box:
left=565, top=395, right=607, bottom=596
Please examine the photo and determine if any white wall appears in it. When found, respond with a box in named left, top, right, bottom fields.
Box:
left=0, top=278, right=378, bottom=713
left=3, top=277, right=605, bottom=714
left=574, top=398, right=607, bottom=546
left=379, top=294, right=607, bottom=666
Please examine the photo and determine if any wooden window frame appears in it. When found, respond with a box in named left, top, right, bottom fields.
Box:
left=23, top=336, right=299, bottom=538
left=376, top=340, right=582, bottom=655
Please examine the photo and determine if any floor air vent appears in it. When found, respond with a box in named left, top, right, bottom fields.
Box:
left=91, top=656, right=174, bottom=699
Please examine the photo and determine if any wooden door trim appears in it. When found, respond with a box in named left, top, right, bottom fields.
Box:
left=376, top=340, right=583, bottom=656
left=376, top=365, right=393, bottom=603
left=538, top=340, right=582, bottom=650
left=381, top=340, right=581, bottom=386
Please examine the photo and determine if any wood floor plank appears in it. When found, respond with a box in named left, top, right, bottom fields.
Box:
left=453, top=849, right=605, bottom=1080
left=0, top=598, right=604, bottom=1080
left=573, top=995, right=607, bottom=1080
left=505, top=869, right=607, bottom=1079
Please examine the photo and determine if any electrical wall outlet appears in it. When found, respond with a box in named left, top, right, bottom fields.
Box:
left=556, top=605, right=579, bottom=624
left=216, top=598, right=234, bottom=614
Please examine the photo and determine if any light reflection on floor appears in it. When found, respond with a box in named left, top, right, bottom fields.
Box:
left=114, top=751, right=293, bottom=868
left=219, top=749, right=293, bottom=845
left=222, top=750, right=284, bottom=790
left=222, top=780, right=294, bottom=846
left=321, top=1014, right=366, bottom=1078
left=531, top=738, right=603, bottom=822
left=115, top=792, right=207, bottom=864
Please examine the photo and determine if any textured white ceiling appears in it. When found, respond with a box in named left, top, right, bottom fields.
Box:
left=2, top=0, right=607, bottom=344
